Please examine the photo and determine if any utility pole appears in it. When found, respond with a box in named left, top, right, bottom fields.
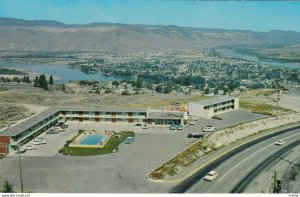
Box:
left=273, top=170, right=277, bottom=193
left=276, top=87, right=280, bottom=120
left=17, top=145, right=24, bottom=193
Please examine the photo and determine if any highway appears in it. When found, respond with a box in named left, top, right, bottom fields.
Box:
left=171, top=126, right=300, bottom=193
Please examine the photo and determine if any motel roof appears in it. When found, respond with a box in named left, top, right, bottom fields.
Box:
left=0, top=107, right=60, bottom=137
left=147, top=111, right=184, bottom=119
left=0, top=106, right=148, bottom=137
left=189, top=96, right=237, bottom=106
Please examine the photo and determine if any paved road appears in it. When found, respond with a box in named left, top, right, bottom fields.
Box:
left=184, top=128, right=300, bottom=193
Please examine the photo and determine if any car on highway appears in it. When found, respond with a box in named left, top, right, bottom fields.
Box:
left=275, top=140, right=285, bottom=146
left=202, top=125, right=217, bottom=132
left=187, top=133, right=204, bottom=138
left=204, top=171, right=218, bottom=181
left=170, top=124, right=177, bottom=130
left=177, top=125, right=183, bottom=130
left=124, top=136, right=135, bottom=144
left=189, top=121, right=196, bottom=125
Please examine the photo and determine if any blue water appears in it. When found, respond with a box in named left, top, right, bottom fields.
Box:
left=0, top=63, right=129, bottom=83
left=216, top=48, right=300, bottom=69
left=80, top=135, right=104, bottom=145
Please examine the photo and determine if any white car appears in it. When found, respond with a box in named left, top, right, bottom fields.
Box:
left=26, top=145, right=37, bottom=150
left=30, top=138, right=47, bottom=145
left=202, top=125, right=217, bottom=132
left=204, top=171, right=218, bottom=181
left=189, top=121, right=195, bottom=125
left=275, top=140, right=285, bottom=146
left=142, top=123, right=148, bottom=129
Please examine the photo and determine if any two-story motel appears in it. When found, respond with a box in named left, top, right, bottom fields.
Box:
left=0, top=106, right=187, bottom=155
left=188, top=96, right=239, bottom=119
left=0, top=96, right=239, bottom=155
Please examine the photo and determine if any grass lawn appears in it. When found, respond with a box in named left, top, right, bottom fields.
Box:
left=59, top=131, right=135, bottom=156
left=239, top=100, right=274, bottom=115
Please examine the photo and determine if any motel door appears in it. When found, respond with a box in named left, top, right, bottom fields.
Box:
left=147, top=119, right=153, bottom=125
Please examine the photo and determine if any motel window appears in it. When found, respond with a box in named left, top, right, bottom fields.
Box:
left=105, top=112, right=111, bottom=115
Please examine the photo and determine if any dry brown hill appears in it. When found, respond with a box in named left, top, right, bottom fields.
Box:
left=0, top=17, right=300, bottom=53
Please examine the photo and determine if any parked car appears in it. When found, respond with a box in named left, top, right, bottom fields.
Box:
left=61, top=124, right=69, bottom=129
left=142, top=123, right=148, bottom=129
left=187, top=133, right=204, bottom=138
left=170, top=124, right=177, bottom=130
left=47, top=128, right=59, bottom=134
left=212, top=115, right=223, bottom=120
left=204, top=171, right=218, bottom=181
left=189, top=121, right=196, bottom=125
left=16, top=146, right=27, bottom=154
left=30, top=138, right=47, bottom=145
left=177, top=125, right=183, bottom=130
left=275, top=140, right=285, bottom=146
left=124, top=136, right=135, bottom=144
left=58, top=122, right=64, bottom=127
left=203, top=125, right=217, bottom=132
left=26, top=145, right=37, bottom=150
left=192, top=116, right=199, bottom=121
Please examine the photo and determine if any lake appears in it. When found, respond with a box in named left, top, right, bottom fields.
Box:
left=216, top=48, right=300, bottom=69
left=0, top=63, right=129, bottom=83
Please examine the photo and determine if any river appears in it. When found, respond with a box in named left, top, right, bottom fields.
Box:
left=216, top=48, right=300, bottom=69
left=0, top=63, right=128, bottom=83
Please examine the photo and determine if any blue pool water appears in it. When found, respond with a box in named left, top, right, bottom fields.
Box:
left=80, top=135, right=104, bottom=145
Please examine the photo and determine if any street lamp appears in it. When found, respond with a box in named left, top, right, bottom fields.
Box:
left=14, top=144, right=24, bottom=193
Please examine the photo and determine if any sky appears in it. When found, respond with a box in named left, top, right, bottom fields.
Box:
left=0, top=0, right=300, bottom=32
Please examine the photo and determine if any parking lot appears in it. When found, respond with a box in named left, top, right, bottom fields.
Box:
left=0, top=109, right=267, bottom=192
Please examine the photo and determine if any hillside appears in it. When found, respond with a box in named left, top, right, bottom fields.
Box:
left=0, top=17, right=300, bottom=53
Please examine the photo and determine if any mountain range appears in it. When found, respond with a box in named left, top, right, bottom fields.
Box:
left=0, top=17, right=300, bottom=53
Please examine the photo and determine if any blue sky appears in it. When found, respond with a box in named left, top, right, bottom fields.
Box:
left=0, top=0, right=300, bottom=32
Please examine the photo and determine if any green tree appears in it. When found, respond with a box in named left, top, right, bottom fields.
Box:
left=204, top=87, right=210, bottom=94
left=34, top=76, right=39, bottom=87
left=155, top=85, right=163, bottom=93
left=39, top=74, right=48, bottom=90
left=214, top=88, right=219, bottom=95
left=2, top=180, right=14, bottom=193
left=112, top=81, right=119, bottom=86
left=49, top=75, right=54, bottom=85
left=136, top=78, right=143, bottom=89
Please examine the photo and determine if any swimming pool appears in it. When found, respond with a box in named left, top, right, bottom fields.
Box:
left=80, top=135, right=105, bottom=145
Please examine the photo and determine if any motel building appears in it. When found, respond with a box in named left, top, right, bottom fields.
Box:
left=188, top=96, right=239, bottom=119
left=0, top=96, right=239, bottom=155
left=0, top=106, right=187, bottom=155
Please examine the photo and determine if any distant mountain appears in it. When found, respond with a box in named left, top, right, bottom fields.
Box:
left=0, top=17, right=300, bottom=53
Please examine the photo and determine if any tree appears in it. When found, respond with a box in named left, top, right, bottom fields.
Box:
left=49, top=75, right=54, bottom=85
left=34, top=76, right=39, bottom=87
left=112, top=81, right=119, bottom=86
left=155, top=85, right=163, bottom=93
left=136, top=78, right=143, bottom=89
left=204, top=87, right=209, bottom=94
left=39, top=74, right=48, bottom=90
left=62, top=83, right=65, bottom=92
left=214, top=88, right=219, bottom=95
left=2, top=180, right=14, bottom=193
